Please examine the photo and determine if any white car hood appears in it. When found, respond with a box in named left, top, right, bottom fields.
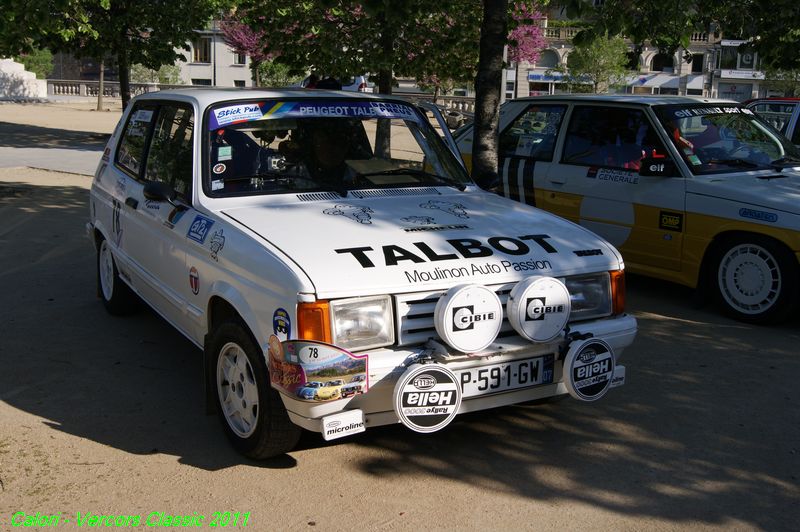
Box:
left=688, top=169, right=800, bottom=215
left=223, top=191, right=622, bottom=298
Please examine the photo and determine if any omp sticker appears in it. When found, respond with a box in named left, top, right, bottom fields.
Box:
left=212, top=163, right=226, bottom=174
left=659, top=211, right=683, bottom=232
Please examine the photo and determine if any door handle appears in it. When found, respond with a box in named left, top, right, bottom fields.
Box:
left=125, top=197, right=139, bottom=209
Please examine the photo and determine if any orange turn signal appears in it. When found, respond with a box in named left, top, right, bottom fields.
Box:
left=297, top=300, right=332, bottom=343
left=610, top=270, right=626, bottom=315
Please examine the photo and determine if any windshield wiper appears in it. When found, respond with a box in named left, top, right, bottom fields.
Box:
left=357, top=168, right=467, bottom=191
left=706, top=158, right=760, bottom=169
left=769, top=156, right=800, bottom=170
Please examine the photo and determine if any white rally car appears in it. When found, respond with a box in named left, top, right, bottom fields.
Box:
left=88, top=89, right=636, bottom=458
left=455, top=95, right=800, bottom=323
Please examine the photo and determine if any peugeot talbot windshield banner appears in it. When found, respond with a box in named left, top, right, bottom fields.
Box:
left=209, top=100, right=423, bottom=130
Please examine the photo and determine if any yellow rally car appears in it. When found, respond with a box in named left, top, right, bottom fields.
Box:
left=454, top=95, right=800, bottom=323
left=316, top=379, right=346, bottom=401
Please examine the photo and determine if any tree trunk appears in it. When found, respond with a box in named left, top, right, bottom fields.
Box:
left=118, top=50, right=131, bottom=110
left=471, top=0, right=508, bottom=189
left=375, top=16, right=395, bottom=158
left=96, top=58, right=105, bottom=111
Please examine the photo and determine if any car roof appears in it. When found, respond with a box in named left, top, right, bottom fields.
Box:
left=132, top=87, right=398, bottom=109
left=510, top=94, right=737, bottom=106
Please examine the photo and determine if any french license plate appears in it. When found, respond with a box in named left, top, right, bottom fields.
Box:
left=458, top=354, right=554, bottom=398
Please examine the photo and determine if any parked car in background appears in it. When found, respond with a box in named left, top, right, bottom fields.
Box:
left=88, top=88, right=635, bottom=459
left=301, top=74, right=373, bottom=92
left=745, top=97, right=800, bottom=147
left=455, top=95, right=800, bottom=323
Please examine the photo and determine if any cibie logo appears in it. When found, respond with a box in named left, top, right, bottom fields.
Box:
left=452, top=306, right=496, bottom=331
left=525, top=297, right=565, bottom=321
left=413, top=375, right=437, bottom=390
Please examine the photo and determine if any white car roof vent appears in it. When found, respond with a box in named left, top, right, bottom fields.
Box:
left=296, top=192, right=345, bottom=202
left=350, top=187, right=441, bottom=199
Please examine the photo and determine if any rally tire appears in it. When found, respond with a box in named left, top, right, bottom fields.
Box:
left=713, top=235, right=798, bottom=324
left=96, top=238, right=138, bottom=315
left=209, top=321, right=301, bottom=459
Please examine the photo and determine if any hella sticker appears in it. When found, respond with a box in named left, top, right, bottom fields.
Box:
left=564, top=339, right=617, bottom=402
left=394, top=364, right=462, bottom=433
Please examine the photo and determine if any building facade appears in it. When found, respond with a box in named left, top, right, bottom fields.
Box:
left=178, top=23, right=253, bottom=88
left=504, top=12, right=773, bottom=102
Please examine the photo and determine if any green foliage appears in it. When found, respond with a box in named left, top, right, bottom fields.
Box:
left=557, top=0, right=800, bottom=70
left=763, top=68, right=800, bottom=97
left=130, top=63, right=184, bottom=85
left=558, top=33, right=630, bottom=93
left=14, top=48, right=54, bottom=79
left=257, top=61, right=303, bottom=88
left=0, top=1, right=102, bottom=56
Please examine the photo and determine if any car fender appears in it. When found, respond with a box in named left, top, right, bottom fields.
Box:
left=206, top=280, right=273, bottom=352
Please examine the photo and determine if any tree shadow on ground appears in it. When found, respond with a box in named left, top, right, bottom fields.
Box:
left=1, top=180, right=798, bottom=529
left=0, top=122, right=108, bottom=150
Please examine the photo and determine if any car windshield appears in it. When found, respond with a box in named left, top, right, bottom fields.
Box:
left=204, top=98, right=471, bottom=197
left=654, top=103, right=800, bottom=175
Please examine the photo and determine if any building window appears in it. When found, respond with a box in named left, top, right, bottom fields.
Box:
left=191, top=78, right=212, bottom=86
left=691, top=54, right=704, bottom=73
left=192, top=37, right=211, bottom=63
left=651, top=53, right=674, bottom=73
left=234, top=80, right=246, bottom=87
left=234, top=53, right=246, bottom=65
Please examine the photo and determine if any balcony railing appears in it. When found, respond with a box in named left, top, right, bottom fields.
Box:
left=47, top=80, right=186, bottom=98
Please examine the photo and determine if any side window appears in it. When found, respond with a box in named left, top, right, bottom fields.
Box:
left=499, top=105, right=566, bottom=161
left=145, top=104, right=194, bottom=200
left=116, top=104, right=157, bottom=177
left=563, top=106, right=667, bottom=170
left=792, top=120, right=800, bottom=146
left=751, top=102, right=795, bottom=134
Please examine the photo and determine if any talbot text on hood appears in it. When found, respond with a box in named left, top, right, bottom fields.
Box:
left=335, top=234, right=558, bottom=268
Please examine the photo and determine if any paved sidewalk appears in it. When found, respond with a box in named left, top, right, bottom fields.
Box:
left=0, top=101, right=122, bottom=175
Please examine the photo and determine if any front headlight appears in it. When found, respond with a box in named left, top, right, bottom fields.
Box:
left=564, top=272, right=612, bottom=322
left=330, top=295, right=395, bottom=351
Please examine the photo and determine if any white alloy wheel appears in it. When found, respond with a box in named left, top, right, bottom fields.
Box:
left=717, top=242, right=781, bottom=316
left=216, top=341, right=260, bottom=438
left=99, top=240, right=116, bottom=301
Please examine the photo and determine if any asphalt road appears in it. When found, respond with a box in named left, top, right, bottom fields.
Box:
left=0, top=103, right=798, bottom=530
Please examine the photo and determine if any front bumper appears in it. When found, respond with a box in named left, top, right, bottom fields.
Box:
left=281, top=313, right=637, bottom=433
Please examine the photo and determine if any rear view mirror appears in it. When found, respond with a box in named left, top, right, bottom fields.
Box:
left=639, top=157, right=677, bottom=177
left=143, top=181, right=177, bottom=203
